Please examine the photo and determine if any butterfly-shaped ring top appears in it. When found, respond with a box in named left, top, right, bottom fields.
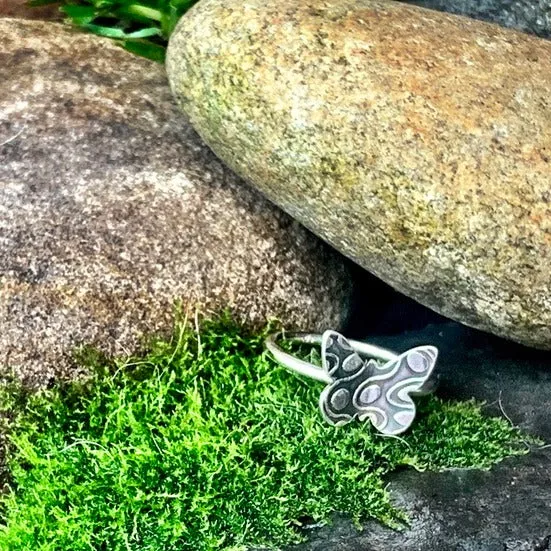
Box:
left=265, top=330, right=438, bottom=436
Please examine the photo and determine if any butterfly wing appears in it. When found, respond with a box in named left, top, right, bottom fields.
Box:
left=353, top=346, right=438, bottom=435
left=319, top=331, right=376, bottom=426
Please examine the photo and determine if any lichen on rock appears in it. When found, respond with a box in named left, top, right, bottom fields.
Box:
left=167, top=0, right=551, bottom=349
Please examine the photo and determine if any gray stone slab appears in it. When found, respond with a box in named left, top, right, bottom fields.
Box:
left=288, top=322, right=551, bottom=550
left=405, top=0, right=551, bottom=39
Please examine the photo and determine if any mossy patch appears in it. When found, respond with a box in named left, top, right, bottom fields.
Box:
left=0, top=318, right=534, bottom=550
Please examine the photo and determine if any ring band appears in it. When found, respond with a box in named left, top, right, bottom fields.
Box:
left=265, top=330, right=439, bottom=436
left=265, top=332, right=399, bottom=384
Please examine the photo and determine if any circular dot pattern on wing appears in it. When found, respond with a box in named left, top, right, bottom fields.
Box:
left=407, top=351, right=428, bottom=373
left=330, top=388, right=351, bottom=410
left=319, top=332, right=438, bottom=435
left=358, top=384, right=381, bottom=405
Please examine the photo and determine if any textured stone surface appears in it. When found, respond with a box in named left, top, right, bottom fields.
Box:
left=167, top=0, right=551, bottom=350
left=0, top=0, right=60, bottom=19
left=287, top=321, right=551, bottom=550
left=406, top=0, right=551, bottom=39
left=0, top=18, right=353, bottom=385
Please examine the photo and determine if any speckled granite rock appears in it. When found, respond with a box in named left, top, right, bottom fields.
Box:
left=0, top=0, right=60, bottom=19
left=406, top=0, right=551, bottom=39
left=167, top=0, right=551, bottom=350
left=0, top=18, right=353, bottom=386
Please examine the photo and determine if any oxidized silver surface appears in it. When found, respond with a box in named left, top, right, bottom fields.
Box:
left=319, top=332, right=438, bottom=435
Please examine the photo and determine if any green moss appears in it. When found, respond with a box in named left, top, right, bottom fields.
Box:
left=0, top=317, right=534, bottom=550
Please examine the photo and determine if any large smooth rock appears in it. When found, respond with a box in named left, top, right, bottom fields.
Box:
left=406, top=0, right=551, bottom=39
left=0, top=19, right=353, bottom=386
left=166, top=0, right=551, bottom=349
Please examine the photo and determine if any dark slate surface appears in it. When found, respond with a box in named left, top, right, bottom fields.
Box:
left=404, top=0, right=551, bottom=40
left=288, top=320, right=551, bottom=551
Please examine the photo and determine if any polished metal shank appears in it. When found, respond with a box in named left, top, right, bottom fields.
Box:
left=265, top=332, right=399, bottom=384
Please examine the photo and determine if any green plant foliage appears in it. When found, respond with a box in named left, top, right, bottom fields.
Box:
left=0, top=318, right=534, bottom=550
left=30, top=0, right=197, bottom=61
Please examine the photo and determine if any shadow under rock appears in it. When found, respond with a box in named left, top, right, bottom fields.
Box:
left=289, top=290, right=551, bottom=551
left=291, top=447, right=551, bottom=551
left=344, top=265, right=448, bottom=338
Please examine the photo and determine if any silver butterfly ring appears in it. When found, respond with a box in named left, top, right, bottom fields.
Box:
left=265, top=331, right=439, bottom=436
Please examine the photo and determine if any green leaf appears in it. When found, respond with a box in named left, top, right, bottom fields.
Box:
left=83, top=24, right=162, bottom=39
left=122, top=40, right=166, bottom=63
left=124, top=26, right=162, bottom=38
left=120, top=3, right=163, bottom=22
left=161, top=6, right=181, bottom=38
left=170, top=0, right=196, bottom=10
left=29, top=0, right=198, bottom=61
left=61, top=4, right=97, bottom=25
